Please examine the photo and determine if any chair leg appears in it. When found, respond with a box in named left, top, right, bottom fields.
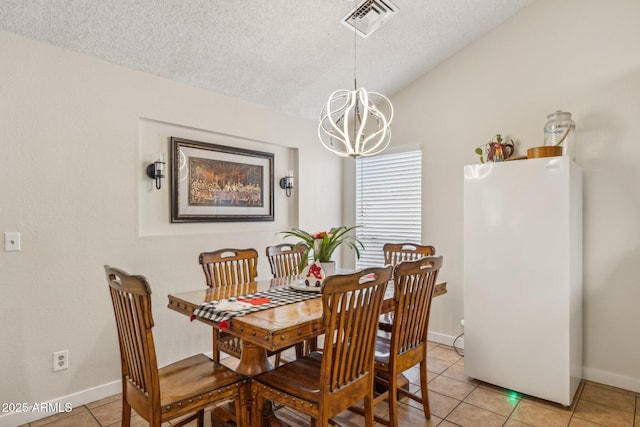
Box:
left=197, top=409, right=204, bottom=427
left=419, top=359, right=431, bottom=419
left=121, top=399, right=131, bottom=427
left=235, top=391, right=247, bottom=427
left=387, top=372, right=398, bottom=427
left=274, top=352, right=282, bottom=367
left=252, top=385, right=265, bottom=427
left=363, top=393, right=375, bottom=427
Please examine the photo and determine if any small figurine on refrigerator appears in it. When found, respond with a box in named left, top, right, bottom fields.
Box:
left=475, top=134, right=514, bottom=163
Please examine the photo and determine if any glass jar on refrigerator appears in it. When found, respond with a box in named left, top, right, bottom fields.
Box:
left=544, top=110, right=576, bottom=159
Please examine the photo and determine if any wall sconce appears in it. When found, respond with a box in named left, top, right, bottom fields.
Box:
left=279, top=170, right=294, bottom=197
left=146, top=153, right=165, bottom=190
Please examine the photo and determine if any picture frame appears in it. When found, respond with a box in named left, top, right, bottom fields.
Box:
left=170, top=137, right=274, bottom=222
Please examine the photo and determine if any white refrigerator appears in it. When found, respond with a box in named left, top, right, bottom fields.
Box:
left=463, top=156, right=582, bottom=406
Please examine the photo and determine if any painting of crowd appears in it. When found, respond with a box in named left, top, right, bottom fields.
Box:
left=188, top=157, right=263, bottom=207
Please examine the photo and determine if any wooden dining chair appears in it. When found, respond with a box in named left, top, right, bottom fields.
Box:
left=266, top=243, right=315, bottom=358
left=105, top=266, right=247, bottom=427
left=383, top=242, right=436, bottom=267
left=200, top=248, right=259, bottom=288
left=372, top=256, right=443, bottom=426
left=250, top=266, right=393, bottom=427
left=266, top=243, right=308, bottom=278
left=379, top=242, right=436, bottom=332
left=199, top=248, right=259, bottom=362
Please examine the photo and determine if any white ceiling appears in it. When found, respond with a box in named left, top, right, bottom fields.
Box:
left=0, top=0, right=533, bottom=120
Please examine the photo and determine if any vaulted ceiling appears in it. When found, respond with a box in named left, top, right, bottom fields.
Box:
left=0, top=0, right=533, bottom=120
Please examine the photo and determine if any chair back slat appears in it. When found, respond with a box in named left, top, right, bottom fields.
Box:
left=321, top=266, right=392, bottom=394
left=392, top=256, right=443, bottom=356
left=199, top=248, right=258, bottom=287
left=266, top=243, right=308, bottom=278
left=383, top=243, right=435, bottom=267
left=105, top=267, right=160, bottom=405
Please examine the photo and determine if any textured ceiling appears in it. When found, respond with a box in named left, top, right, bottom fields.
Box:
left=0, top=0, right=533, bottom=120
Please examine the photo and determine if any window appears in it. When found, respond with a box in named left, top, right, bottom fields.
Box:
left=355, top=149, right=422, bottom=268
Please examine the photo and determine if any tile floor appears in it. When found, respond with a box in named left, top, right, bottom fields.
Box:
left=20, top=342, right=639, bottom=427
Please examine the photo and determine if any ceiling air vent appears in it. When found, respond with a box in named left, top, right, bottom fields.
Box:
left=340, top=0, right=398, bottom=38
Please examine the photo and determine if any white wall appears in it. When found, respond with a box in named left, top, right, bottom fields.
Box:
left=0, top=30, right=342, bottom=423
left=387, top=0, right=640, bottom=391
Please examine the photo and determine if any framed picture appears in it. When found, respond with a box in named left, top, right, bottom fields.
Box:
left=170, top=137, right=274, bottom=222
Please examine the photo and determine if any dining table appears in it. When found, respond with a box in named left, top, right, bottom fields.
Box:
left=167, top=274, right=447, bottom=426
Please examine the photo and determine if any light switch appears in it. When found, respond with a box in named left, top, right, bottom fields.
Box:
left=4, top=232, right=21, bottom=251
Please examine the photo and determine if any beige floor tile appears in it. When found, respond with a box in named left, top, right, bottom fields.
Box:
left=404, top=364, right=434, bottom=385
left=477, top=382, right=525, bottom=400
left=438, top=421, right=462, bottom=427
left=568, top=417, right=607, bottom=426
left=320, top=397, right=390, bottom=425
left=446, top=402, right=507, bottom=427
left=428, top=346, right=463, bottom=365
left=504, top=419, right=533, bottom=426
left=441, top=362, right=480, bottom=385
left=401, top=393, right=428, bottom=417
left=585, top=381, right=637, bottom=397
left=464, top=386, right=520, bottom=417
left=422, top=390, right=461, bottom=419
left=105, top=413, right=158, bottom=427
left=33, top=410, right=101, bottom=427
left=521, top=394, right=574, bottom=414
left=274, top=407, right=310, bottom=427
left=393, top=401, right=442, bottom=426
left=427, top=356, right=455, bottom=374
left=428, top=375, right=476, bottom=401
left=511, top=400, right=571, bottom=427
left=579, top=383, right=635, bottom=413
left=331, top=407, right=380, bottom=426
left=86, top=393, right=122, bottom=410
left=573, top=400, right=634, bottom=427
left=88, top=399, right=122, bottom=426
left=30, top=406, right=89, bottom=427
left=426, top=341, right=438, bottom=351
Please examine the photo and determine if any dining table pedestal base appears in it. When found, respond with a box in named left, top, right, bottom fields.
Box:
left=235, top=341, right=272, bottom=376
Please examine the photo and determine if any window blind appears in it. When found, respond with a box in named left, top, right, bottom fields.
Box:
left=355, top=149, right=422, bottom=268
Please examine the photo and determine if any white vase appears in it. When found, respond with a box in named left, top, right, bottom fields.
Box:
left=320, top=261, right=336, bottom=276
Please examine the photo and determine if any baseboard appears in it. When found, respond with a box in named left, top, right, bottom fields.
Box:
left=429, top=330, right=464, bottom=349
left=0, top=380, right=122, bottom=427
left=583, top=366, right=640, bottom=393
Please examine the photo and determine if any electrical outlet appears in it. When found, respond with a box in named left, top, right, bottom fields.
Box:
left=4, top=232, right=21, bottom=251
left=53, top=350, right=68, bottom=372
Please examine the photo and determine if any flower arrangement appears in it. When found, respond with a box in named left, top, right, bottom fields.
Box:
left=279, top=226, right=364, bottom=268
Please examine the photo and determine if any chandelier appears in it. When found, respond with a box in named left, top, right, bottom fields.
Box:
left=318, top=16, right=393, bottom=158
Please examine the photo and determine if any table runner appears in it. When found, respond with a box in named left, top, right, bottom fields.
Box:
left=192, top=287, right=321, bottom=329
